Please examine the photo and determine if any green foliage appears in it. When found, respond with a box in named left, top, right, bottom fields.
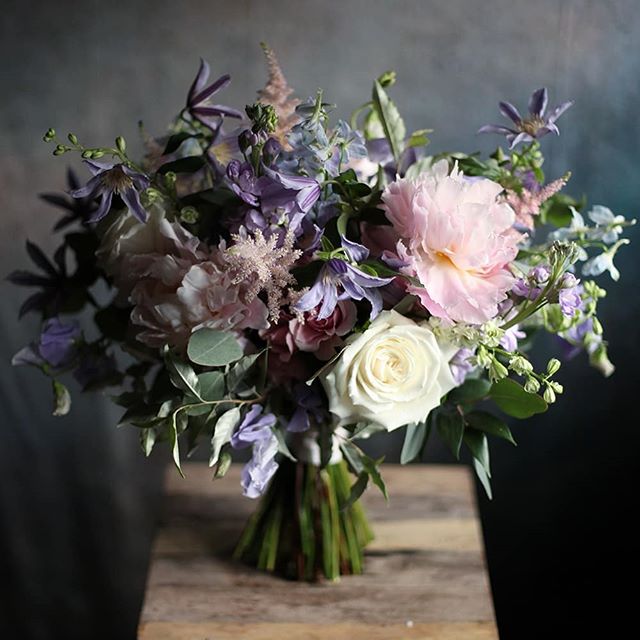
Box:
left=436, top=409, right=465, bottom=459
left=371, top=79, right=406, bottom=164
left=490, top=378, right=548, bottom=418
left=465, top=411, right=516, bottom=445
left=157, top=156, right=206, bottom=175
left=52, top=380, right=71, bottom=416
left=400, top=420, right=430, bottom=464
left=187, top=329, right=243, bottom=367
left=209, top=407, right=241, bottom=467
left=448, top=378, right=492, bottom=405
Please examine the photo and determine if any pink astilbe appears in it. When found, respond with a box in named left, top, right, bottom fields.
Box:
left=222, top=228, right=302, bottom=323
left=503, top=174, right=569, bottom=230
left=257, top=43, right=300, bottom=148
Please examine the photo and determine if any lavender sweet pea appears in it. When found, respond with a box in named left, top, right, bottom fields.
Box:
left=12, top=318, right=81, bottom=369
left=479, top=87, right=573, bottom=148
left=231, top=405, right=277, bottom=449
left=70, top=160, right=150, bottom=223
left=295, top=258, right=393, bottom=320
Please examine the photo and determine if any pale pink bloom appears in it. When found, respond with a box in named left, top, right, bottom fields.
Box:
left=289, top=300, right=357, bottom=360
left=503, top=174, right=569, bottom=229
left=382, top=160, right=520, bottom=324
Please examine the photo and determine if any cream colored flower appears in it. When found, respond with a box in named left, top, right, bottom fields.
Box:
left=321, top=310, right=458, bottom=431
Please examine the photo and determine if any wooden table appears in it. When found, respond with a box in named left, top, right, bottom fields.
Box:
left=138, top=464, right=498, bottom=639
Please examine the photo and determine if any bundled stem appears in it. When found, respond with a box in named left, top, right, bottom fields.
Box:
left=233, top=459, right=374, bottom=581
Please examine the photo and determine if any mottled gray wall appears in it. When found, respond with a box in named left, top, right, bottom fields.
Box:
left=1, top=1, right=639, bottom=638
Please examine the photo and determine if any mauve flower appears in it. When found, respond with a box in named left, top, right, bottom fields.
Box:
left=231, top=405, right=277, bottom=449
left=295, top=258, right=393, bottom=320
left=478, top=87, right=573, bottom=149
left=449, top=348, right=476, bottom=386
left=289, top=299, right=357, bottom=360
left=500, top=325, right=526, bottom=352
left=70, top=160, right=149, bottom=223
left=12, top=318, right=81, bottom=370
left=187, top=59, right=243, bottom=129
left=382, top=160, right=519, bottom=324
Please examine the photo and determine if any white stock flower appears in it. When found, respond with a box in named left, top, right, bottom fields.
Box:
left=321, top=310, right=458, bottom=431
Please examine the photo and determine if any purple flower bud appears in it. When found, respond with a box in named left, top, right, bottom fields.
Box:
left=560, top=272, right=579, bottom=289
left=262, top=137, right=282, bottom=164
left=531, top=265, right=551, bottom=284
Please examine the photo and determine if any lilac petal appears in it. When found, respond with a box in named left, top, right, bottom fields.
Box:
left=11, top=345, right=43, bottom=367
left=366, top=138, right=393, bottom=164
left=296, top=183, right=321, bottom=212
left=121, top=164, right=150, bottom=187
left=287, top=407, right=310, bottom=433
left=340, top=277, right=365, bottom=301
left=344, top=263, right=393, bottom=288
left=191, top=74, right=231, bottom=106
left=69, top=174, right=103, bottom=199
left=528, top=88, right=548, bottom=117
left=83, top=158, right=117, bottom=175
left=508, top=132, right=533, bottom=149
left=87, top=190, right=113, bottom=223
left=363, top=288, right=383, bottom=319
left=499, top=101, right=523, bottom=125
left=191, top=105, right=244, bottom=119
left=187, top=58, right=210, bottom=105
left=317, top=281, right=339, bottom=320
left=547, top=100, right=574, bottom=124
left=262, top=165, right=318, bottom=191
left=295, top=281, right=326, bottom=313
left=477, top=124, right=517, bottom=136
left=121, top=187, right=148, bottom=223
left=539, top=123, right=560, bottom=137
left=341, top=236, right=370, bottom=262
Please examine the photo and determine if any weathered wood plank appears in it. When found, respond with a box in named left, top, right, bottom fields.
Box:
left=139, top=464, right=497, bottom=639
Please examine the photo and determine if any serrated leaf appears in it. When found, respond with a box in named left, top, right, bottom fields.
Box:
left=448, top=378, right=492, bottom=405
left=52, top=380, right=71, bottom=416
left=436, top=410, right=465, bottom=459
left=400, top=421, right=430, bottom=464
left=209, top=407, right=241, bottom=467
left=372, top=79, right=406, bottom=164
left=466, top=411, right=516, bottom=445
left=490, top=378, right=548, bottom=419
left=187, top=329, right=243, bottom=367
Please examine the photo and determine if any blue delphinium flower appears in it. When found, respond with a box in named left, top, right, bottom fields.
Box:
left=478, top=88, right=573, bottom=148
left=186, top=59, right=243, bottom=129
left=70, top=160, right=150, bottom=223
left=230, top=405, right=279, bottom=498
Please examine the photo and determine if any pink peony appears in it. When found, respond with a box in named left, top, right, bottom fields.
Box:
left=382, top=160, right=520, bottom=324
left=289, top=300, right=357, bottom=360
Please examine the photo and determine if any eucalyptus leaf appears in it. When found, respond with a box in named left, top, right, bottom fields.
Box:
left=436, top=410, right=465, bottom=459
left=187, top=329, right=243, bottom=367
left=372, top=79, right=406, bottom=164
left=197, top=371, right=225, bottom=400
left=209, top=407, right=241, bottom=467
left=490, top=378, right=548, bottom=419
left=466, top=411, right=516, bottom=445
left=400, top=420, right=430, bottom=464
left=227, top=352, right=262, bottom=392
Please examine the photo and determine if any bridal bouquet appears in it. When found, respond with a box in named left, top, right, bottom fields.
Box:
left=11, top=46, right=633, bottom=580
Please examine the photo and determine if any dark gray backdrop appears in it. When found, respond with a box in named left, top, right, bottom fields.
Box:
left=1, top=1, right=639, bottom=638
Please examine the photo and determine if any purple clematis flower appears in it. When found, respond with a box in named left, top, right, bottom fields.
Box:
left=231, top=405, right=277, bottom=449
left=295, top=258, right=393, bottom=320
left=12, top=317, right=81, bottom=370
left=287, top=383, right=327, bottom=433
left=187, top=59, right=243, bottom=129
left=478, top=88, right=573, bottom=148
left=70, top=160, right=149, bottom=223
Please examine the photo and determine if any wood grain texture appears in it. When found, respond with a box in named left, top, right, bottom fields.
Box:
left=139, top=464, right=498, bottom=639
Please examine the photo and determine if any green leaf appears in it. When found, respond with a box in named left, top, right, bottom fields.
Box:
left=209, top=407, right=241, bottom=467
left=372, top=79, right=406, bottom=164
left=341, top=472, right=369, bottom=511
left=436, top=410, right=465, bottom=459
left=406, top=128, right=432, bottom=148
left=400, top=421, right=430, bottom=464
left=52, top=380, right=71, bottom=416
left=463, top=428, right=491, bottom=477
left=403, top=156, right=434, bottom=181
left=157, top=155, right=205, bottom=174
left=169, top=415, right=184, bottom=477
left=226, top=352, right=262, bottom=392
left=197, top=371, right=225, bottom=401
left=362, top=454, right=388, bottom=500
left=162, top=131, right=195, bottom=155
left=214, top=450, right=233, bottom=478
left=490, top=378, right=548, bottom=419
left=140, top=428, right=156, bottom=457
left=336, top=211, right=350, bottom=237
left=340, top=439, right=365, bottom=474
left=473, top=458, right=493, bottom=500
left=273, top=427, right=296, bottom=462
left=187, top=329, right=243, bottom=367
left=165, top=351, right=201, bottom=400
left=351, top=421, right=386, bottom=439
left=465, top=411, right=516, bottom=445
left=448, top=378, right=492, bottom=405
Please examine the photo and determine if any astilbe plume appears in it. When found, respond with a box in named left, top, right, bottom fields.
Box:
left=223, top=228, right=302, bottom=323
left=257, top=44, right=300, bottom=148
left=503, top=174, right=569, bottom=230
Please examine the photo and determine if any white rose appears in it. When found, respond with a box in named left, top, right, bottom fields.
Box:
left=321, top=310, right=458, bottom=431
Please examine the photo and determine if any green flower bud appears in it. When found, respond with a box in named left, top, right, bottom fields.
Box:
left=164, top=171, right=177, bottom=187
left=475, top=346, right=492, bottom=369
left=116, top=136, right=126, bottom=153
left=67, top=133, right=78, bottom=145
left=524, top=377, right=541, bottom=394
left=543, top=386, right=556, bottom=404
left=377, top=70, right=397, bottom=87
left=489, top=359, right=509, bottom=382
left=180, top=206, right=199, bottom=224
left=549, top=381, right=564, bottom=394
left=589, top=344, right=615, bottom=378
left=81, top=150, right=93, bottom=159
left=53, top=145, right=66, bottom=156
left=43, top=128, right=56, bottom=142
left=509, top=355, right=533, bottom=376
left=92, top=150, right=105, bottom=158
left=591, top=317, right=603, bottom=335
left=546, top=358, right=561, bottom=376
